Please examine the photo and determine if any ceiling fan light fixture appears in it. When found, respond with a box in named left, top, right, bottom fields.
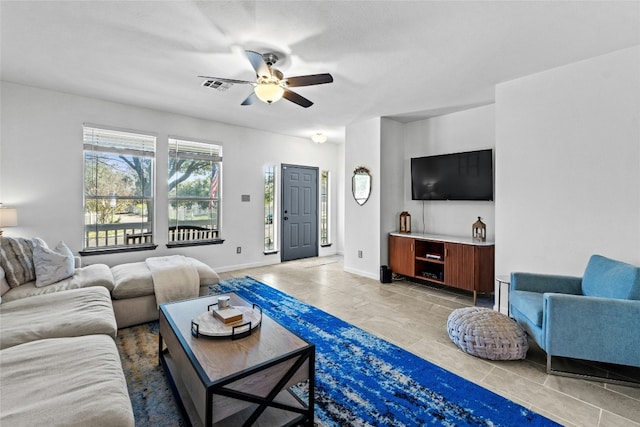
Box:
left=254, top=83, right=284, bottom=104
left=311, top=133, right=328, bottom=144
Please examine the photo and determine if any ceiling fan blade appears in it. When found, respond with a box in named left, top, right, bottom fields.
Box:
left=241, top=91, right=257, bottom=106
left=245, top=50, right=271, bottom=79
left=282, top=89, right=313, bottom=108
left=198, top=76, right=254, bottom=85
left=285, top=73, right=333, bottom=87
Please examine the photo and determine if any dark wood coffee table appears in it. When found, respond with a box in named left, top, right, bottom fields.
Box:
left=159, top=293, right=315, bottom=426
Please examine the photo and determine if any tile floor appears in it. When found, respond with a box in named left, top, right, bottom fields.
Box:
left=219, top=255, right=639, bottom=427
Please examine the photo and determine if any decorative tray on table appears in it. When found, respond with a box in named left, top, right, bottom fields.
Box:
left=191, top=302, right=262, bottom=340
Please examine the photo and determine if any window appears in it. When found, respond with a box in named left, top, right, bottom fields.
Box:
left=320, top=170, right=331, bottom=246
left=264, top=165, right=276, bottom=253
left=82, top=126, right=155, bottom=252
left=168, top=138, right=222, bottom=246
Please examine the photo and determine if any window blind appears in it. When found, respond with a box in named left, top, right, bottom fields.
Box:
left=168, top=138, right=222, bottom=162
left=84, top=126, right=156, bottom=157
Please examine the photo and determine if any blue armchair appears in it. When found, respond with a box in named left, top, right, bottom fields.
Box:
left=509, top=255, right=640, bottom=384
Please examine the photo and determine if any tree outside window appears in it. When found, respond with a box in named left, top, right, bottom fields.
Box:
left=83, top=126, right=155, bottom=250
left=168, top=138, right=222, bottom=245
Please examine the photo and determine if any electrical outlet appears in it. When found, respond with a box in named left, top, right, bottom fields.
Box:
left=358, top=250, right=363, bottom=258
left=236, top=246, right=241, bottom=254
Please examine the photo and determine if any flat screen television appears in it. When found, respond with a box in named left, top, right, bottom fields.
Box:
left=411, top=149, right=493, bottom=201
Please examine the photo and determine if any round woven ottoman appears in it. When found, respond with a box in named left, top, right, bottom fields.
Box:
left=446, top=307, right=528, bottom=360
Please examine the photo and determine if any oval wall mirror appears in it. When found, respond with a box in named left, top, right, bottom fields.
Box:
left=352, top=167, right=371, bottom=206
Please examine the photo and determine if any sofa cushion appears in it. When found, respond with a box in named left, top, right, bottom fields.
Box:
left=0, top=237, right=36, bottom=288
left=0, top=264, right=115, bottom=303
left=509, top=290, right=545, bottom=327
left=111, top=257, right=219, bottom=300
left=0, top=287, right=117, bottom=349
left=111, top=261, right=154, bottom=299
left=33, top=240, right=75, bottom=287
left=582, top=255, right=640, bottom=300
left=0, top=335, right=134, bottom=427
left=187, top=257, right=220, bottom=285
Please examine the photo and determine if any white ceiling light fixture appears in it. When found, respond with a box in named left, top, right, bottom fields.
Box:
left=199, top=50, right=333, bottom=108
left=311, top=133, right=328, bottom=144
left=254, top=81, right=285, bottom=104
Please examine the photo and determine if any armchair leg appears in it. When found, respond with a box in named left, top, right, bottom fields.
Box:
left=546, top=354, right=640, bottom=388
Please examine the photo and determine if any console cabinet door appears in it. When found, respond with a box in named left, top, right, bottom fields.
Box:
left=444, top=243, right=475, bottom=291
left=389, top=236, right=414, bottom=277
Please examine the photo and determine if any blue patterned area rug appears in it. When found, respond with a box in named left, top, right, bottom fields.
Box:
left=213, top=276, right=559, bottom=427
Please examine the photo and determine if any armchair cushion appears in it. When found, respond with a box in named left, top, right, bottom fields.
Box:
left=582, top=255, right=640, bottom=300
left=509, top=290, right=544, bottom=327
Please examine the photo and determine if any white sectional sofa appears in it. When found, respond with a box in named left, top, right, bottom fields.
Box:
left=0, top=286, right=135, bottom=426
left=0, top=237, right=220, bottom=328
left=0, top=236, right=221, bottom=426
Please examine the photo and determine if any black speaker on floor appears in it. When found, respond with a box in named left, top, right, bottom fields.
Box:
left=380, top=265, right=392, bottom=283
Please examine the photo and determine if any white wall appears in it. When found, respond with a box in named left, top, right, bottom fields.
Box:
left=344, top=106, right=496, bottom=279
left=335, top=133, right=346, bottom=255
left=380, top=118, right=405, bottom=267
left=343, top=117, right=381, bottom=279
left=403, top=105, right=496, bottom=239
left=495, top=46, right=640, bottom=291
left=0, top=82, right=342, bottom=271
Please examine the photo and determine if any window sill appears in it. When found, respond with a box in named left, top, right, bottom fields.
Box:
left=166, top=239, right=225, bottom=249
left=321, top=243, right=332, bottom=248
left=79, top=244, right=158, bottom=256
left=263, top=250, right=279, bottom=255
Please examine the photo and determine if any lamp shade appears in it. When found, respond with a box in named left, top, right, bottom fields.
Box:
left=254, top=83, right=284, bottom=104
left=0, top=208, right=18, bottom=227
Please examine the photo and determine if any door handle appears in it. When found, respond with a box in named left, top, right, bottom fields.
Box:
left=284, top=216, right=288, bottom=220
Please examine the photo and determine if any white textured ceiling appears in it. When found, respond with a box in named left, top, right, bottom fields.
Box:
left=2, top=1, right=639, bottom=143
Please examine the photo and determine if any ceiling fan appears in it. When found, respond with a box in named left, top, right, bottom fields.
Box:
left=199, top=50, right=333, bottom=108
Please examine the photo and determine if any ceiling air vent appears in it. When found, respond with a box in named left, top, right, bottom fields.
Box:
left=202, top=80, right=233, bottom=91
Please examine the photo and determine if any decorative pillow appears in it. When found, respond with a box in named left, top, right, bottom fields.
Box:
left=1, top=266, right=9, bottom=301
left=0, top=237, right=37, bottom=288
left=33, top=240, right=75, bottom=287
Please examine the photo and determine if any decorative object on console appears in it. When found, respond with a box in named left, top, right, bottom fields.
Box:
left=399, top=211, right=411, bottom=233
left=472, top=216, right=486, bottom=242
left=352, top=166, right=371, bottom=206
left=0, top=204, right=18, bottom=236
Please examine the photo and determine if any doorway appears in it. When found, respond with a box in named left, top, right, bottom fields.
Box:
left=281, top=164, right=318, bottom=262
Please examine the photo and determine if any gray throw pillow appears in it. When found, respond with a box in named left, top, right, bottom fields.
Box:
left=0, top=237, right=36, bottom=288
left=33, top=240, right=75, bottom=287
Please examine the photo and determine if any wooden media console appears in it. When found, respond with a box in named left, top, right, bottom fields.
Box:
left=389, top=233, right=495, bottom=304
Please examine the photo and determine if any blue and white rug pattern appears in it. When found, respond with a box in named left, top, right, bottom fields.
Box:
left=213, top=277, right=558, bottom=427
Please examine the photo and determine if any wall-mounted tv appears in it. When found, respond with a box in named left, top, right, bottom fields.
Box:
left=411, top=149, right=493, bottom=201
